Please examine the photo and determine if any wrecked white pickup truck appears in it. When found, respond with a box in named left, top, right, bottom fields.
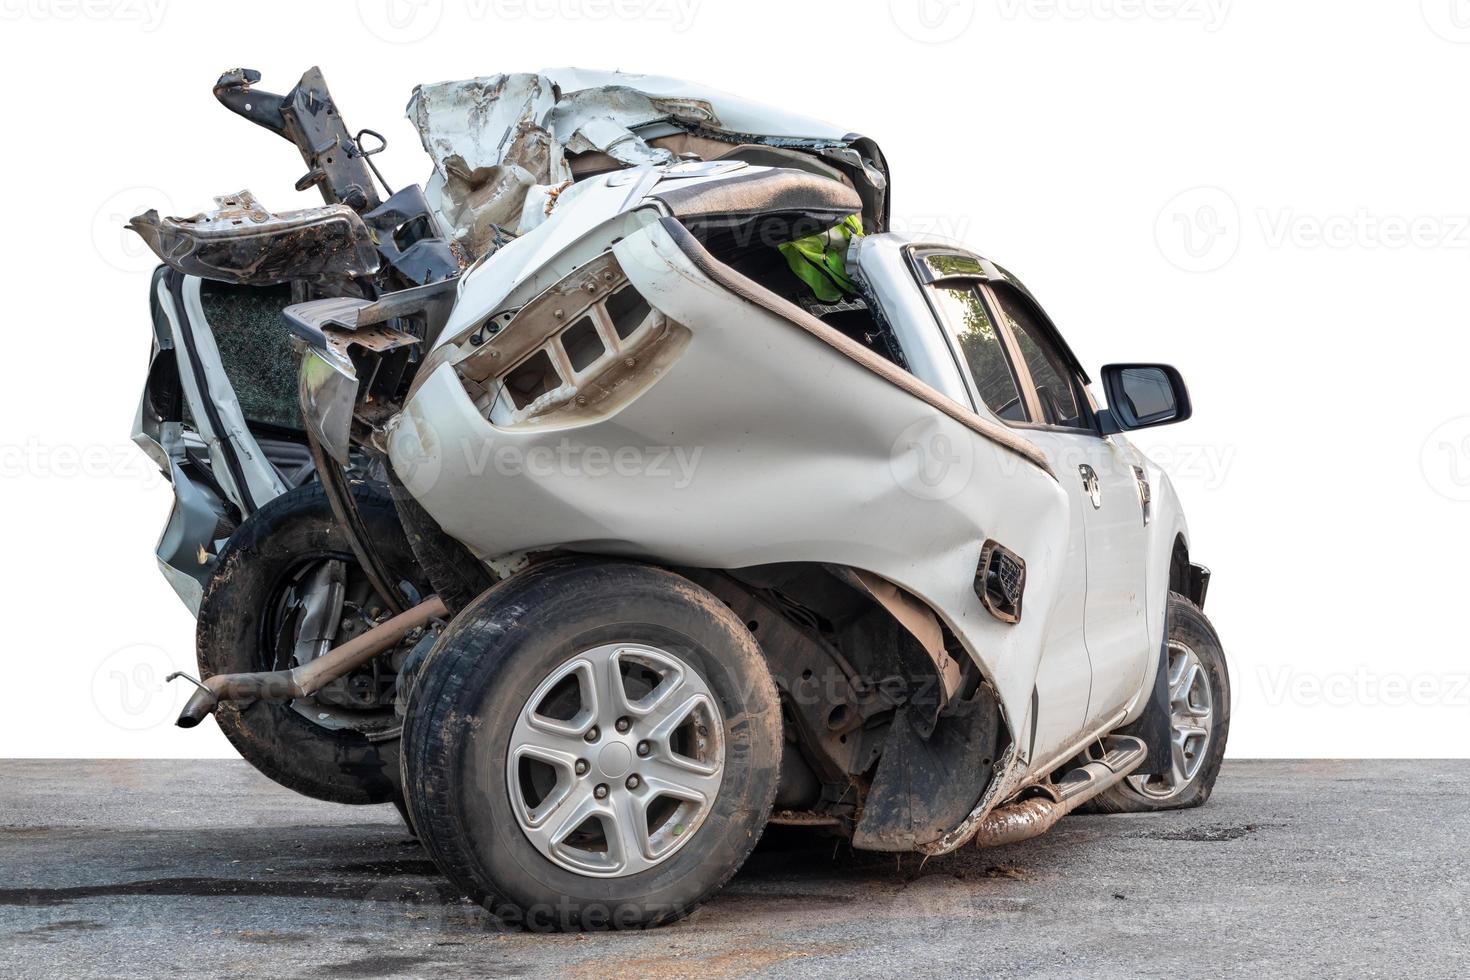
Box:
left=130, top=67, right=1229, bottom=930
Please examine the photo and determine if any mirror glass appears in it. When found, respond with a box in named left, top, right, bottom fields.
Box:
left=1119, top=367, right=1177, bottom=424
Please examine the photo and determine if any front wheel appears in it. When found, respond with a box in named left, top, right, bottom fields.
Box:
left=196, top=481, right=428, bottom=805
left=401, top=560, right=782, bottom=930
left=1088, top=592, right=1231, bottom=812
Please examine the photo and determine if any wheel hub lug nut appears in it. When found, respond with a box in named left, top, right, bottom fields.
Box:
left=626, top=775, right=640, bottom=790
left=636, top=740, right=650, bottom=757
left=575, top=759, right=589, bottom=776
left=594, top=784, right=609, bottom=799
left=584, top=726, right=600, bottom=742
left=615, top=717, right=631, bottom=733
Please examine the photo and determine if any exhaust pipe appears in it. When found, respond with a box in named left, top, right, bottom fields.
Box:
left=170, top=595, right=448, bottom=728
left=974, top=735, right=1147, bottom=848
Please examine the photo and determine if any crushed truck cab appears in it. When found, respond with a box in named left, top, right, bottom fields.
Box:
left=129, top=66, right=1229, bottom=929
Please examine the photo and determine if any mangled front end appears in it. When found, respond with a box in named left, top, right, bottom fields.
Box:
left=128, top=67, right=463, bottom=612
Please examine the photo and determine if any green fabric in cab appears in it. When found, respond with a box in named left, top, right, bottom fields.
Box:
left=778, top=215, right=864, bottom=303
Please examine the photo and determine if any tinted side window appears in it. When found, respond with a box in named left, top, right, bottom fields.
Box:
left=929, top=284, right=1027, bottom=421
left=990, top=288, right=1088, bottom=429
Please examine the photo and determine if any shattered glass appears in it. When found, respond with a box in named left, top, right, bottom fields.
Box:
left=199, top=282, right=303, bottom=430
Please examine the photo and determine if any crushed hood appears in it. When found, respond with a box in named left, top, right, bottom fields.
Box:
left=406, top=69, right=889, bottom=259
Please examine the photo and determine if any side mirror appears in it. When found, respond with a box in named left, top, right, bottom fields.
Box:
left=1098, top=363, right=1192, bottom=433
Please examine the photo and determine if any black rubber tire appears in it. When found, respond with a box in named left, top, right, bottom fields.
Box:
left=401, top=560, right=782, bottom=931
left=196, top=481, right=426, bottom=805
left=1087, top=593, right=1231, bottom=813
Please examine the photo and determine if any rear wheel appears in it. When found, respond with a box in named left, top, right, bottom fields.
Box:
left=1088, top=593, right=1230, bottom=812
left=196, top=481, right=428, bottom=805
left=401, top=560, right=781, bottom=930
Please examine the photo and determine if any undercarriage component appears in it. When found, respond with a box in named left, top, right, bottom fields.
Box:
left=829, top=566, right=962, bottom=701
left=684, top=568, right=870, bottom=788
left=386, top=471, right=498, bottom=616
left=171, top=594, right=447, bottom=727
left=852, top=682, right=1001, bottom=851
left=684, top=563, right=1002, bottom=845
left=973, top=735, right=1147, bottom=848
left=306, top=433, right=410, bottom=616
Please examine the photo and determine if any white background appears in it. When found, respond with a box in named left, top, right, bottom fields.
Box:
left=2, top=0, right=1467, bottom=758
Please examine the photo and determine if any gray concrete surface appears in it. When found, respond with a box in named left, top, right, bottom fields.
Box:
left=0, top=759, right=1465, bottom=978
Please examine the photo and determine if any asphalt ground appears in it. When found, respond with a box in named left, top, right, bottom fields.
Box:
left=0, top=759, right=1464, bottom=978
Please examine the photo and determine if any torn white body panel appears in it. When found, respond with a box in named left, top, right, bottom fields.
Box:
left=406, top=69, right=888, bottom=259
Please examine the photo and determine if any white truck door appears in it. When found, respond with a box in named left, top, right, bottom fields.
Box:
left=1074, top=435, right=1153, bottom=725
left=980, top=285, right=1153, bottom=731
left=923, top=280, right=1093, bottom=760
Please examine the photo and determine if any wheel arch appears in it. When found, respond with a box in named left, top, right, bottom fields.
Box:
left=672, top=559, right=1009, bottom=852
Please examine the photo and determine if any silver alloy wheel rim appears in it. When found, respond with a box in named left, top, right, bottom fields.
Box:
left=506, top=642, right=725, bottom=878
left=1127, top=640, right=1213, bottom=801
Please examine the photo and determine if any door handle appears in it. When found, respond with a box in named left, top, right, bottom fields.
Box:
left=1078, top=464, right=1101, bottom=509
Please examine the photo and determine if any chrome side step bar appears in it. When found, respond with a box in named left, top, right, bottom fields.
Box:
left=974, top=734, right=1148, bottom=848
